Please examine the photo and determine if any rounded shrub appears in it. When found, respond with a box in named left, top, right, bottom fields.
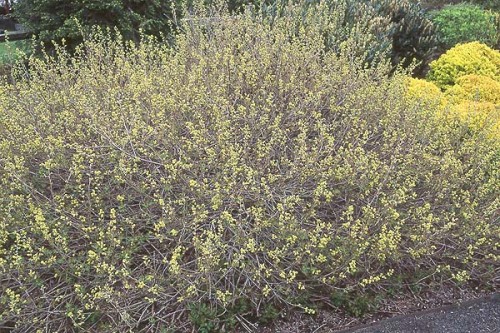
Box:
left=405, top=76, right=500, bottom=139
left=450, top=101, right=500, bottom=138
left=427, top=41, right=500, bottom=88
left=445, top=74, right=500, bottom=104
left=405, top=78, right=448, bottom=115
left=431, top=3, right=499, bottom=49
left=0, top=6, right=498, bottom=332
left=406, top=78, right=445, bottom=103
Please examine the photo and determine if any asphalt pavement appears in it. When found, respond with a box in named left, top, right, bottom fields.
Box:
left=336, top=293, right=499, bottom=333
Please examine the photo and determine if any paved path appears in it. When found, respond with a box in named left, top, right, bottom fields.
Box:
left=337, top=293, right=499, bottom=333
left=0, top=30, right=31, bottom=42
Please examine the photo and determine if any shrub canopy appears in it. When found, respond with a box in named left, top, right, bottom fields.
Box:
left=450, top=101, right=500, bottom=137
left=446, top=74, right=500, bottom=104
left=430, top=3, right=499, bottom=49
left=427, top=42, right=500, bottom=88
left=469, top=0, right=500, bottom=12
left=1, top=4, right=499, bottom=332
left=13, top=0, right=178, bottom=46
left=243, top=0, right=438, bottom=72
left=13, top=0, right=437, bottom=73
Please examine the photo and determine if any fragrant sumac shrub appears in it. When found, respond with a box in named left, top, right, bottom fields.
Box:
left=251, top=0, right=437, bottom=73
left=1, top=6, right=498, bottom=332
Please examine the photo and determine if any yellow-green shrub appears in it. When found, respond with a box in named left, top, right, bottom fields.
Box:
left=450, top=101, right=500, bottom=138
left=405, top=76, right=500, bottom=139
left=427, top=42, right=500, bottom=89
left=445, top=74, right=500, bottom=104
left=406, top=77, right=447, bottom=108
left=0, top=6, right=498, bottom=332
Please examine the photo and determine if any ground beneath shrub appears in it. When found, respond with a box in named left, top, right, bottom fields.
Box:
left=245, top=287, right=498, bottom=332
left=339, top=293, right=499, bottom=333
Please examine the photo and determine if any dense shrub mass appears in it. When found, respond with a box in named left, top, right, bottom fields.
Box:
left=427, top=42, right=500, bottom=88
left=445, top=74, right=500, bottom=104
left=406, top=78, right=445, bottom=105
left=0, top=6, right=499, bottom=333
left=13, top=0, right=437, bottom=73
left=423, top=41, right=500, bottom=139
left=469, top=0, right=500, bottom=11
left=449, top=101, right=500, bottom=136
left=406, top=78, right=500, bottom=140
left=240, top=0, right=438, bottom=72
left=379, top=0, right=437, bottom=71
left=13, top=0, right=180, bottom=47
left=430, top=3, right=499, bottom=49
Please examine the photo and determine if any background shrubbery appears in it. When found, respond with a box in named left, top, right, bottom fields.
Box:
left=13, top=0, right=181, bottom=48
left=469, top=0, right=500, bottom=11
left=418, top=0, right=500, bottom=11
left=288, top=0, right=438, bottom=73
left=0, top=4, right=498, bottom=331
left=430, top=3, right=499, bottom=49
left=446, top=74, right=500, bottom=104
left=421, top=42, right=500, bottom=138
left=12, top=0, right=438, bottom=74
left=427, top=42, right=500, bottom=88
